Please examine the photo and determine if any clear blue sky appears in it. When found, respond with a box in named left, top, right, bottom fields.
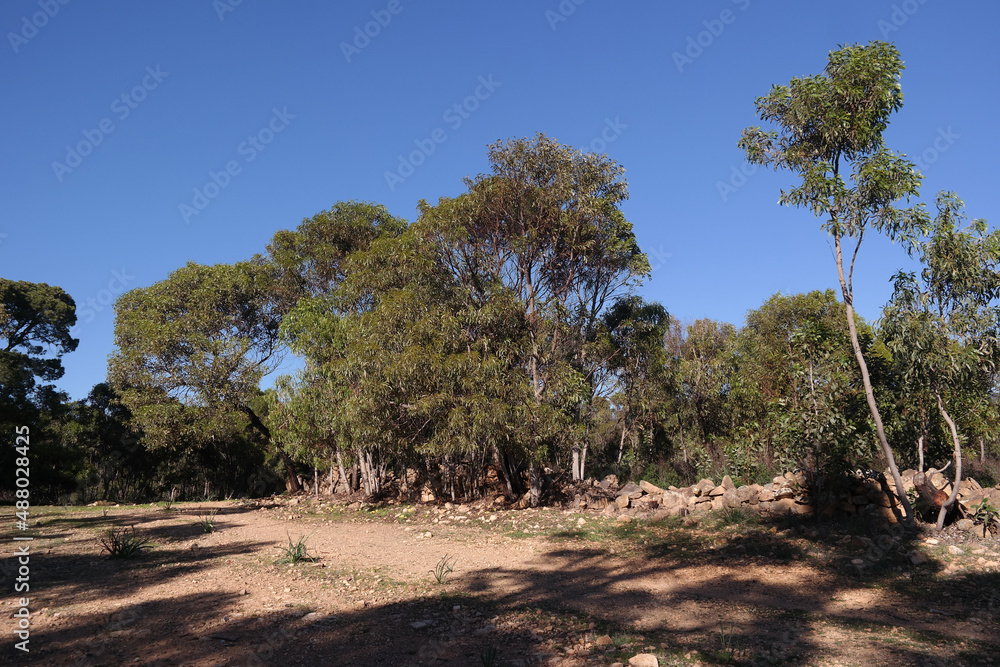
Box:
left=2, top=1, right=997, bottom=401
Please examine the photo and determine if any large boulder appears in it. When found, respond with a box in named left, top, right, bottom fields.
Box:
left=618, top=481, right=644, bottom=499
left=639, top=480, right=666, bottom=495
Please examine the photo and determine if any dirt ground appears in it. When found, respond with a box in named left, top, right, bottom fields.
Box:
left=2, top=497, right=999, bottom=666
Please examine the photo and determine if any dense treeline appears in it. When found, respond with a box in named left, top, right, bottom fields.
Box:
left=3, top=42, right=999, bottom=514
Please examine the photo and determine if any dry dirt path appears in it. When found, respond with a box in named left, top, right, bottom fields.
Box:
left=2, top=499, right=998, bottom=666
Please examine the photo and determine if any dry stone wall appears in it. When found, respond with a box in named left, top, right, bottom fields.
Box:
left=572, top=469, right=1000, bottom=528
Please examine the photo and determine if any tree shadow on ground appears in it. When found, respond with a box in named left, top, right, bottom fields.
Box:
left=5, top=506, right=999, bottom=666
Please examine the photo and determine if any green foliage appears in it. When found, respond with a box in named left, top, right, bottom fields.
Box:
left=479, top=644, right=500, bottom=667
left=430, top=554, right=456, bottom=584
left=882, top=193, right=1000, bottom=527
left=100, top=525, right=151, bottom=559
left=0, top=279, right=80, bottom=499
left=109, top=260, right=300, bottom=492
left=275, top=532, right=316, bottom=564
left=972, top=498, right=999, bottom=538
left=195, top=509, right=219, bottom=533
left=740, top=41, right=929, bottom=525
left=715, top=506, right=759, bottom=528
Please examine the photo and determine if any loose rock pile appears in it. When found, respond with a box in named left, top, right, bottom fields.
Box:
left=571, top=469, right=1000, bottom=530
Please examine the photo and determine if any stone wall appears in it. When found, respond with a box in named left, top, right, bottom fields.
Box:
left=572, top=469, right=1000, bottom=526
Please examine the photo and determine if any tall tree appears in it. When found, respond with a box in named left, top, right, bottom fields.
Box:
left=602, top=296, right=670, bottom=474
left=419, top=133, right=650, bottom=503
left=730, top=290, right=873, bottom=478
left=882, top=193, right=1000, bottom=529
left=109, top=260, right=301, bottom=492
left=0, top=279, right=77, bottom=423
left=740, top=41, right=930, bottom=526
left=265, top=202, right=409, bottom=496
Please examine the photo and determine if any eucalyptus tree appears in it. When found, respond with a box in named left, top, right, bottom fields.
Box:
left=740, top=41, right=930, bottom=525
left=415, top=133, right=650, bottom=503
left=881, top=193, right=1000, bottom=529
left=730, top=290, right=873, bottom=478
left=109, top=260, right=302, bottom=492
left=315, top=220, right=534, bottom=500
left=265, top=201, right=408, bottom=493
left=673, top=318, right=736, bottom=452
left=602, top=296, right=670, bottom=473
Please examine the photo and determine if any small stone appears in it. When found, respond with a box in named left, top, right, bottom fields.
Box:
left=948, top=545, right=964, bottom=556
left=595, top=634, right=614, bottom=647
left=410, top=620, right=433, bottom=629
left=909, top=551, right=930, bottom=566
left=628, top=654, right=659, bottom=667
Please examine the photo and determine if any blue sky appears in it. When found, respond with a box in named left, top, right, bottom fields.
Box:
left=2, top=1, right=997, bottom=401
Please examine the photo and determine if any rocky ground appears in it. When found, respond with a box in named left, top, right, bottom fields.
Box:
left=2, top=495, right=999, bottom=666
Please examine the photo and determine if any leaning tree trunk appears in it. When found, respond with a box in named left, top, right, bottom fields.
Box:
left=833, top=233, right=914, bottom=527
left=241, top=404, right=302, bottom=493
left=935, top=392, right=964, bottom=531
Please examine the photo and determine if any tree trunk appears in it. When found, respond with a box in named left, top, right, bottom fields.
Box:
left=529, top=464, right=541, bottom=508
left=917, top=434, right=925, bottom=474
left=335, top=449, right=348, bottom=495
left=679, top=419, right=688, bottom=463
left=935, top=392, right=963, bottom=531
left=982, top=438, right=986, bottom=465
left=833, top=233, right=914, bottom=527
left=241, top=404, right=302, bottom=493
left=493, top=445, right=524, bottom=499
left=616, top=422, right=628, bottom=470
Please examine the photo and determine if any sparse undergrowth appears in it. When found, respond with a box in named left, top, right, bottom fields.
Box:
left=6, top=500, right=999, bottom=666
left=99, top=524, right=152, bottom=558
left=275, top=531, right=317, bottom=564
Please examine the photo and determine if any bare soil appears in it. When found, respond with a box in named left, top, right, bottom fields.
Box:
left=2, top=497, right=999, bottom=666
